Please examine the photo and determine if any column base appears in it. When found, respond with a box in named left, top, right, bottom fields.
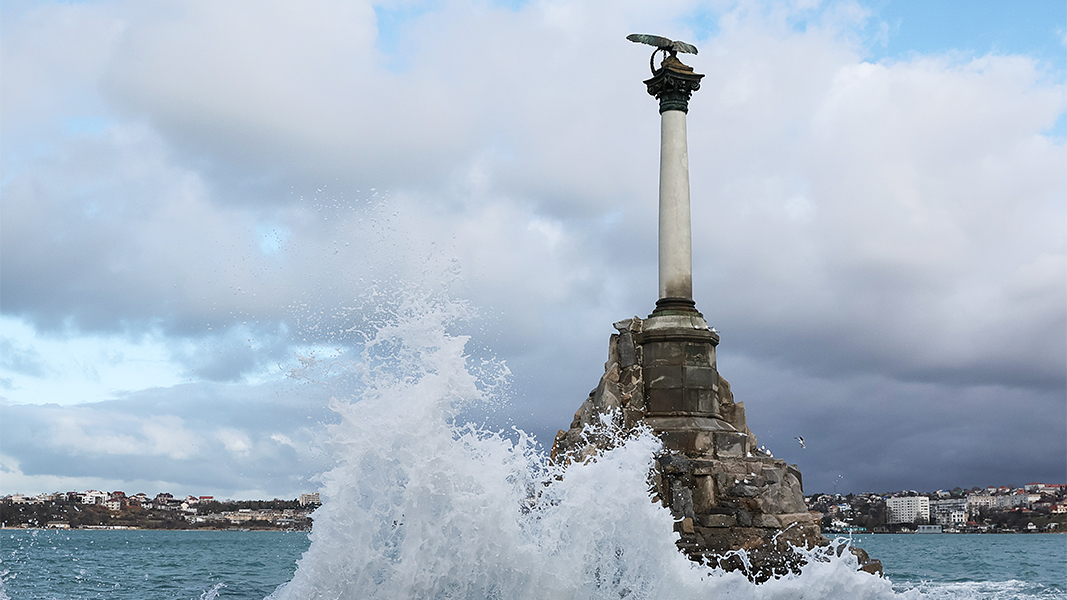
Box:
left=653, top=297, right=699, bottom=315
left=638, top=310, right=735, bottom=455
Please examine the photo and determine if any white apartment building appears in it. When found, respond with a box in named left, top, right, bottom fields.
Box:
left=80, top=490, right=108, bottom=505
left=932, top=498, right=968, bottom=526
left=967, top=493, right=998, bottom=515
left=887, top=496, right=930, bottom=524
left=995, top=493, right=1030, bottom=509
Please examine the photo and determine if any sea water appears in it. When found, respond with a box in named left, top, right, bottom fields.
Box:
left=849, top=533, right=1065, bottom=598
left=0, top=529, right=308, bottom=599
left=4, top=294, right=1064, bottom=599
left=2, top=530, right=1063, bottom=599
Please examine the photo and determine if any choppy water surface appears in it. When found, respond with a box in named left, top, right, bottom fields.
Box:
left=850, top=533, right=1065, bottom=598
left=2, top=528, right=1062, bottom=599
left=0, top=529, right=309, bottom=599
left=4, top=295, right=1063, bottom=599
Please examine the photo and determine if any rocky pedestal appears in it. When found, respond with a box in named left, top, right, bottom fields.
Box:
left=552, top=316, right=838, bottom=582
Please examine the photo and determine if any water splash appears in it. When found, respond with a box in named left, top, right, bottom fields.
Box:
left=269, top=292, right=899, bottom=599
left=200, top=582, right=227, bottom=599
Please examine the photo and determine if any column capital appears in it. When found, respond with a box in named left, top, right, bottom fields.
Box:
left=644, top=58, right=705, bottom=114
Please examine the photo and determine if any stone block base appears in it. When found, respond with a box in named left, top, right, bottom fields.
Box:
left=548, top=316, right=885, bottom=582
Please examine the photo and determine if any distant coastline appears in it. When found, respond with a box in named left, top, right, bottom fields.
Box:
left=1, top=493, right=318, bottom=532
left=2, top=525, right=308, bottom=531
left=5, top=483, right=1065, bottom=536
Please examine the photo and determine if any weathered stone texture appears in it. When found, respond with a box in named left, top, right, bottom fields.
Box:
left=552, top=316, right=837, bottom=582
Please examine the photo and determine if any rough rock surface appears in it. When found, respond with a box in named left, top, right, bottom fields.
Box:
left=552, top=316, right=879, bottom=582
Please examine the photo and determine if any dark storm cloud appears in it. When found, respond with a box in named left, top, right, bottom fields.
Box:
left=725, top=354, right=1067, bottom=494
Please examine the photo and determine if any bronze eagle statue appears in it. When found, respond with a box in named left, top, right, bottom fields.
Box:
left=627, top=34, right=698, bottom=74
left=626, top=34, right=698, bottom=55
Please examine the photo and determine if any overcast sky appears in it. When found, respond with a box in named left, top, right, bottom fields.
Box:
left=2, top=0, right=1064, bottom=500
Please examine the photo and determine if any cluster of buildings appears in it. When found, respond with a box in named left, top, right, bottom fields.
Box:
left=809, top=482, right=1066, bottom=534
left=6, top=490, right=217, bottom=513
left=886, top=483, right=1066, bottom=527
left=187, top=507, right=309, bottom=528
left=6, top=490, right=321, bottom=510
left=2, top=490, right=322, bottom=530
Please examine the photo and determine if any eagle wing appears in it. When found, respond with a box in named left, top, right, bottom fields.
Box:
left=669, top=40, right=698, bottom=55
left=626, top=33, right=673, bottom=49
left=627, top=34, right=698, bottom=55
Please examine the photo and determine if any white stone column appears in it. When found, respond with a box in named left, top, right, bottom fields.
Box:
left=658, top=109, right=693, bottom=301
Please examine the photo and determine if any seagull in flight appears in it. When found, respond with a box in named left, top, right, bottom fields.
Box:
left=795, top=436, right=806, bottom=449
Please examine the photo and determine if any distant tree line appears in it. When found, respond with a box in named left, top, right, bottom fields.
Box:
left=196, top=498, right=302, bottom=513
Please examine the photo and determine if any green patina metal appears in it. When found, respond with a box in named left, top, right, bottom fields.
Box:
left=644, top=60, right=705, bottom=114
left=627, top=33, right=705, bottom=113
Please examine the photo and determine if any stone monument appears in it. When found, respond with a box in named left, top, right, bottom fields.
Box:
left=551, top=35, right=881, bottom=581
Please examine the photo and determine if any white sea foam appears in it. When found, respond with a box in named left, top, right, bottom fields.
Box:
left=200, top=582, right=227, bottom=599
left=268, top=292, right=902, bottom=599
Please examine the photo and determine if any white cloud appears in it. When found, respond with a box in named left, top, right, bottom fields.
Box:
left=270, top=433, right=296, bottom=448
left=0, top=0, right=1062, bottom=496
left=44, top=409, right=203, bottom=460
left=0, top=1, right=126, bottom=143
left=216, top=428, right=253, bottom=455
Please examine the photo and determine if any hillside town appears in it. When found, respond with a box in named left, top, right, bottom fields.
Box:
left=806, top=482, right=1067, bottom=534
left=0, top=490, right=321, bottom=530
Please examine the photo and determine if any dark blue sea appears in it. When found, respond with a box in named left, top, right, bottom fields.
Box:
left=1, top=529, right=1063, bottom=599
